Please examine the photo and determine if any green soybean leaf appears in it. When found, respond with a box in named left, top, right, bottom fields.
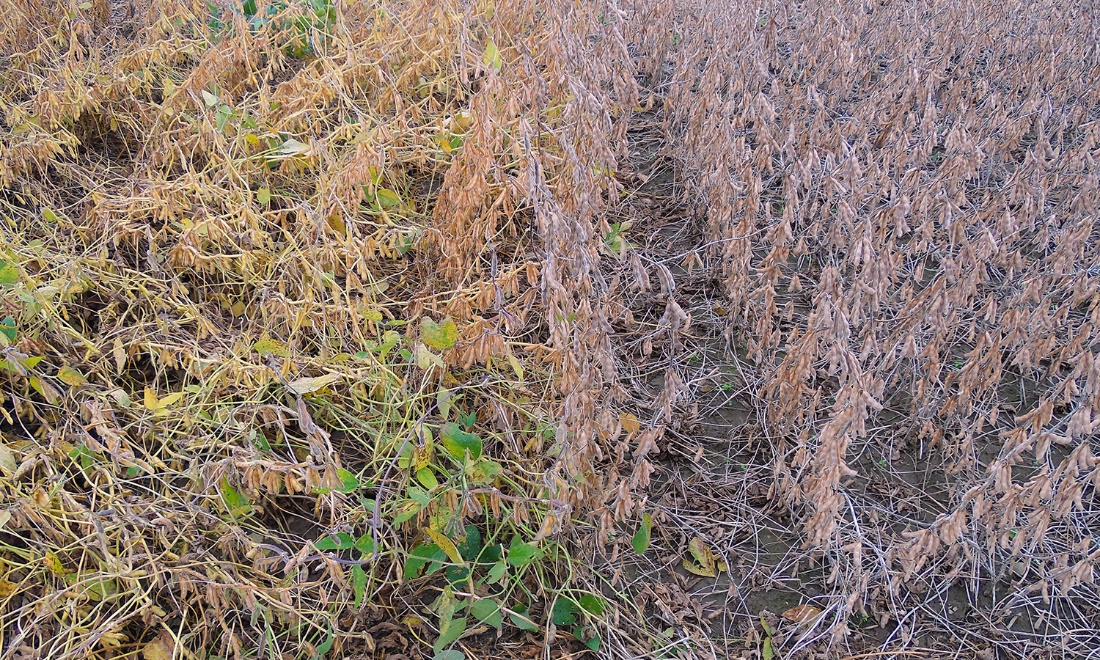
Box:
left=416, top=467, right=439, bottom=489
left=326, top=533, right=355, bottom=549
left=485, top=560, right=508, bottom=585
left=404, top=543, right=444, bottom=579
left=336, top=468, right=360, bottom=493
left=440, top=422, right=482, bottom=460
left=0, top=317, right=16, bottom=342
left=470, top=599, right=502, bottom=629
left=551, top=598, right=577, bottom=627
left=433, top=615, right=466, bottom=653
left=506, top=536, right=541, bottom=567
left=313, top=628, right=334, bottom=659
left=573, top=626, right=601, bottom=651
left=376, top=188, right=402, bottom=208
left=457, top=525, right=482, bottom=561
left=0, top=260, right=21, bottom=286
left=352, top=564, right=366, bottom=608
left=578, top=593, right=606, bottom=616
left=354, top=534, right=375, bottom=556
left=315, top=536, right=340, bottom=551
left=508, top=603, right=539, bottom=631
left=218, top=478, right=251, bottom=518
left=444, top=565, right=470, bottom=586
left=632, top=512, right=652, bottom=554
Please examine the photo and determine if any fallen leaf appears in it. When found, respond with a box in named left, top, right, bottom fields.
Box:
left=619, top=412, right=640, bottom=436
left=142, top=630, right=176, bottom=660
left=781, top=603, right=823, bottom=623
left=683, top=536, right=726, bottom=577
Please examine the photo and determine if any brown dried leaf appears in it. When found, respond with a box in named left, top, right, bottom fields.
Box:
left=781, top=604, right=823, bottom=623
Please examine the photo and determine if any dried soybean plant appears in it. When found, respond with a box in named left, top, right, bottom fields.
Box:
left=2, top=0, right=1099, bottom=657
left=0, top=0, right=639, bottom=658
left=607, top=0, right=1100, bottom=655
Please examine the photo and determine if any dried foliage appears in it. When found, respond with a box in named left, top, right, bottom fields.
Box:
left=607, top=0, right=1100, bottom=656
left=1, top=0, right=1098, bottom=658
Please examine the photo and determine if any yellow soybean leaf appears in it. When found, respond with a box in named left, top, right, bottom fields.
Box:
left=375, top=188, right=402, bottom=208
left=45, top=551, right=70, bottom=576
left=142, top=630, right=176, bottom=660
left=424, top=528, right=463, bottom=565
left=619, top=412, right=640, bottom=436
left=483, top=40, right=502, bottom=71
left=0, top=443, right=16, bottom=473
left=143, top=388, right=159, bottom=411
left=506, top=351, right=524, bottom=380
left=0, top=579, right=17, bottom=597
left=57, top=366, right=88, bottom=387
left=253, top=337, right=290, bottom=357
left=157, top=392, right=185, bottom=408
left=420, top=317, right=457, bottom=350
left=683, top=536, right=725, bottom=578
left=453, top=110, right=473, bottom=132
